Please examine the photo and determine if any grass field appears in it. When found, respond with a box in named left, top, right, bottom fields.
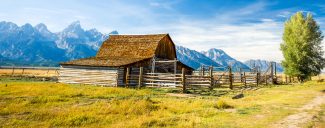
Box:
left=0, top=69, right=58, bottom=77
left=0, top=78, right=325, bottom=127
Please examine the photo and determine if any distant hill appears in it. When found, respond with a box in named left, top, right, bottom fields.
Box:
left=244, top=59, right=283, bottom=72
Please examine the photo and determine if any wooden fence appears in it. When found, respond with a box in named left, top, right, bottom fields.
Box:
left=1, top=66, right=304, bottom=92
left=137, top=68, right=213, bottom=93
left=143, top=73, right=182, bottom=87
left=129, top=66, right=283, bottom=93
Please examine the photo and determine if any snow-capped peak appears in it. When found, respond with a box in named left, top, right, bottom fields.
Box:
left=35, top=23, right=51, bottom=34
left=35, top=23, right=48, bottom=32
left=109, top=30, right=119, bottom=35
left=201, top=48, right=251, bottom=71
left=63, top=21, right=83, bottom=33
left=0, top=21, right=19, bottom=31
left=20, top=23, right=35, bottom=34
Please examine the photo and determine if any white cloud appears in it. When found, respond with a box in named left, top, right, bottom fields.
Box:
left=121, top=18, right=284, bottom=62
left=1, top=0, right=323, bottom=63
left=277, top=11, right=292, bottom=18
left=148, top=0, right=182, bottom=10
left=322, top=41, right=325, bottom=57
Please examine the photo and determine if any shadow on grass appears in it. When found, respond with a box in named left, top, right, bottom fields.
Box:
left=184, top=88, right=231, bottom=97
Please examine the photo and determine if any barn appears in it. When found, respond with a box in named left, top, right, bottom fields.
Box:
left=59, top=34, right=194, bottom=87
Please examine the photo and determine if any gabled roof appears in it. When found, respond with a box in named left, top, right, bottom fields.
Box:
left=61, top=57, right=149, bottom=67
left=96, top=34, right=168, bottom=59
left=61, top=34, right=169, bottom=67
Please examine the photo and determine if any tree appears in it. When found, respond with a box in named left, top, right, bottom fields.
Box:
left=281, top=12, right=325, bottom=82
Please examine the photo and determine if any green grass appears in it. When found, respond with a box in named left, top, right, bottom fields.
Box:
left=0, top=78, right=324, bottom=128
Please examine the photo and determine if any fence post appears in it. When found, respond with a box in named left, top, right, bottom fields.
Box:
left=202, top=66, right=205, bottom=76
left=274, top=63, right=277, bottom=83
left=240, top=73, right=243, bottom=83
left=289, top=76, right=292, bottom=83
left=265, top=75, right=268, bottom=86
left=22, top=68, right=25, bottom=75
left=182, top=68, right=186, bottom=93
left=244, top=72, right=247, bottom=87
left=209, top=66, right=214, bottom=89
left=138, top=67, right=143, bottom=89
left=229, top=66, right=233, bottom=90
left=126, top=67, right=130, bottom=88
left=270, top=62, right=274, bottom=84
left=256, top=72, right=259, bottom=86
left=174, top=58, right=177, bottom=74
left=11, top=67, right=15, bottom=76
left=240, top=68, right=243, bottom=83
left=200, top=65, right=203, bottom=76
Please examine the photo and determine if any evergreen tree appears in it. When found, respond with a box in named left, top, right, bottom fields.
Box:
left=281, top=12, right=325, bottom=82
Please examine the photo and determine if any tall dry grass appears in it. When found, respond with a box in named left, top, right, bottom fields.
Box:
left=0, top=79, right=324, bottom=127
left=0, top=69, right=58, bottom=77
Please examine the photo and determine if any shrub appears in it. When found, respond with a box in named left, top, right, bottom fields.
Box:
left=107, top=97, right=159, bottom=115
left=29, top=96, right=69, bottom=104
left=51, top=115, right=97, bottom=126
left=214, top=100, right=233, bottom=109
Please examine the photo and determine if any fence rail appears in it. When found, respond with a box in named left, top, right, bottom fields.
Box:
left=142, top=72, right=182, bottom=88
left=1, top=65, right=300, bottom=92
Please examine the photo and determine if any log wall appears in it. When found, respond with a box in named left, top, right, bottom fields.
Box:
left=59, top=66, right=118, bottom=86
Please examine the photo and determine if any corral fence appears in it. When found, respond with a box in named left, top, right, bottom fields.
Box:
left=127, top=65, right=291, bottom=93
left=1, top=65, right=302, bottom=92
left=136, top=68, right=213, bottom=93
left=133, top=63, right=301, bottom=92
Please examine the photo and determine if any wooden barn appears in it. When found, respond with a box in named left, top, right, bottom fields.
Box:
left=59, top=34, right=193, bottom=86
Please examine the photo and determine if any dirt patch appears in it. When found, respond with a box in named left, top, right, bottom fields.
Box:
left=224, top=109, right=236, bottom=113
left=166, top=93, right=198, bottom=98
left=254, top=114, right=265, bottom=119
left=272, top=94, right=325, bottom=128
left=299, top=95, right=325, bottom=111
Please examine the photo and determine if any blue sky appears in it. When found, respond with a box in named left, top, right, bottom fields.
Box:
left=1, top=0, right=325, bottom=62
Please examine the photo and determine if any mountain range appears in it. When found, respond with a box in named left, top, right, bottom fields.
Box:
left=0, top=21, right=283, bottom=72
left=0, top=21, right=117, bottom=66
left=176, top=46, right=222, bottom=70
left=201, top=49, right=251, bottom=71
left=244, top=59, right=284, bottom=72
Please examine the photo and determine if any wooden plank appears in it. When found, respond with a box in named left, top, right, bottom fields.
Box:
left=138, top=67, right=143, bottom=89
left=188, top=84, right=210, bottom=86
left=186, top=80, right=211, bottom=83
left=143, top=79, right=182, bottom=83
left=143, top=83, right=181, bottom=86
left=209, top=66, right=213, bottom=88
left=229, top=66, right=233, bottom=89
left=143, top=75, right=182, bottom=79
left=58, top=67, right=118, bottom=86
left=182, top=68, right=186, bottom=93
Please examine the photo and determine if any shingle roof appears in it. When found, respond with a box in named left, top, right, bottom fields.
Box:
left=61, top=34, right=168, bottom=67
left=96, top=34, right=167, bottom=58
left=61, top=57, right=149, bottom=67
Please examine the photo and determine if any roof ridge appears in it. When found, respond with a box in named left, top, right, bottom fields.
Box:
left=109, top=33, right=168, bottom=36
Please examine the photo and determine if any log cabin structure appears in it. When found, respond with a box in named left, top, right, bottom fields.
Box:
left=59, top=34, right=193, bottom=86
